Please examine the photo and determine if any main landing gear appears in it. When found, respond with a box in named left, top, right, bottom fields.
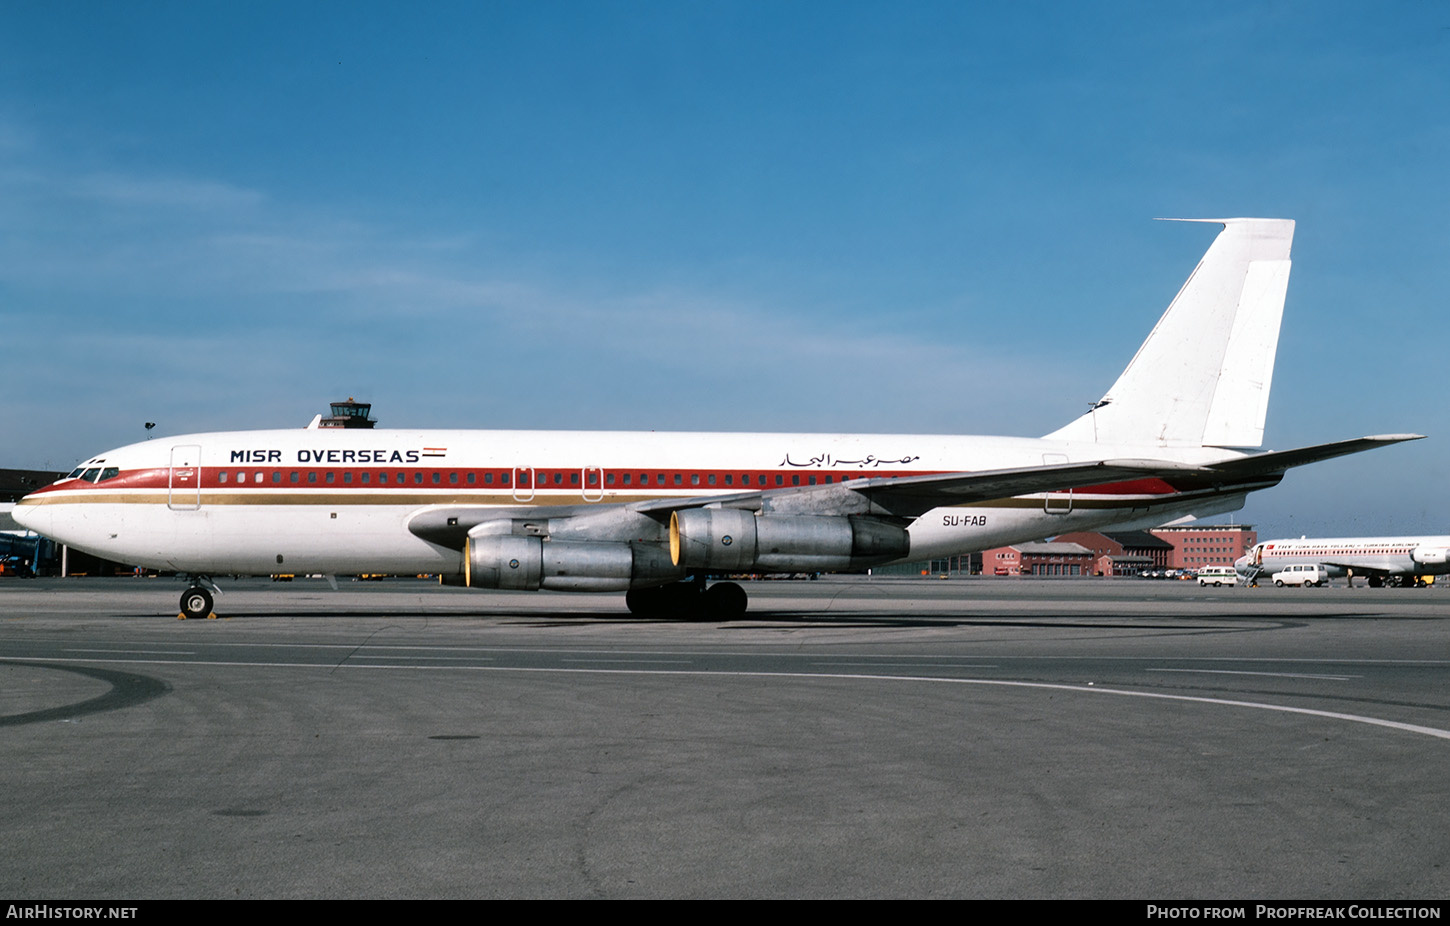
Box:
left=625, top=577, right=749, bottom=621
left=179, top=578, right=220, bottom=619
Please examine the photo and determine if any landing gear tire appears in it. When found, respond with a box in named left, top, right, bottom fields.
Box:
left=180, top=586, right=214, bottom=620
left=1368, top=575, right=1384, bottom=588
left=626, top=581, right=750, bottom=620
left=625, top=587, right=664, bottom=618
left=705, top=582, right=748, bottom=620
left=625, top=585, right=690, bottom=619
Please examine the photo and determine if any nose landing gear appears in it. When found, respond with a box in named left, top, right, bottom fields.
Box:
left=179, top=578, right=220, bottom=619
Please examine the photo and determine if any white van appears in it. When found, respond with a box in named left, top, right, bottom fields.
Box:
left=1197, top=566, right=1238, bottom=587
left=1272, top=564, right=1330, bottom=587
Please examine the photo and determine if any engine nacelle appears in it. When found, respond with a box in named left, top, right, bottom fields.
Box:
left=670, top=509, right=909, bottom=572
left=1412, top=546, right=1449, bottom=566
left=465, top=534, right=681, bottom=591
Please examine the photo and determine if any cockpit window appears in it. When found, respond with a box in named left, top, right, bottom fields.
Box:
left=67, top=467, right=86, bottom=480
left=98, top=468, right=121, bottom=482
left=81, top=468, right=102, bottom=482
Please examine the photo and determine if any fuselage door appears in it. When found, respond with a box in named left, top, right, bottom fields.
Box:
left=582, top=466, right=604, bottom=502
left=169, top=444, right=202, bottom=511
left=512, top=466, right=535, bottom=502
left=1042, top=453, right=1072, bottom=514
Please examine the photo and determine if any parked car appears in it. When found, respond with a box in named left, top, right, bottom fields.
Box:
left=1272, top=564, right=1330, bottom=587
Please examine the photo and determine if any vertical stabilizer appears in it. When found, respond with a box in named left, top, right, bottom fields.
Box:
left=1045, top=218, right=1293, bottom=448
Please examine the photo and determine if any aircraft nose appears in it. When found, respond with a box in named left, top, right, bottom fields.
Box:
left=10, top=497, right=49, bottom=536
left=1233, top=554, right=1250, bottom=575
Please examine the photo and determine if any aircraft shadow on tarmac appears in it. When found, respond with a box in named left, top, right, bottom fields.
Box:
left=180, top=607, right=1309, bottom=633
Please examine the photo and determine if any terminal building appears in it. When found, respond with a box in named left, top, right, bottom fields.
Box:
left=1050, top=530, right=1175, bottom=577
left=1149, top=524, right=1257, bottom=571
left=1, top=468, right=64, bottom=575
left=879, top=525, right=1255, bottom=578
left=981, top=541, right=1095, bottom=577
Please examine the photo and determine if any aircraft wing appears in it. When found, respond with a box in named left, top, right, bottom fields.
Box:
left=407, top=459, right=1210, bottom=546
left=407, top=436, right=1423, bottom=547
left=1316, top=558, right=1402, bottom=577
left=634, top=458, right=1210, bottom=520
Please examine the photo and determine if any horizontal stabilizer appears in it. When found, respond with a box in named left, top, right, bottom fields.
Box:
left=1205, top=434, right=1424, bottom=480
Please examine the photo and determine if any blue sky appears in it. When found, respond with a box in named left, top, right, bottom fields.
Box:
left=2, top=1, right=1446, bottom=536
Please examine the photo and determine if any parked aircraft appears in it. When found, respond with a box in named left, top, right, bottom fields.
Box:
left=1237, top=536, right=1449, bottom=587
left=13, top=219, right=1421, bottom=618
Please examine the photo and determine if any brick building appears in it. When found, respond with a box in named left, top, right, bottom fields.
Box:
left=1149, top=525, right=1257, bottom=571
left=1053, top=530, right=1174, bottom=576
left=981, top=541, right=1094, bottom=576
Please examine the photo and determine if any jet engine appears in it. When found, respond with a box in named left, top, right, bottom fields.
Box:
left=465, top=533, right=681, bottom=591
left=1411, top=546, right=1449, bottom=566
left=670, top=509, right=909, bottom=572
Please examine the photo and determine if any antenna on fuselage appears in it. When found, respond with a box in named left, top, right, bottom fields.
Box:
left=144, top=422, right=156, bottom=440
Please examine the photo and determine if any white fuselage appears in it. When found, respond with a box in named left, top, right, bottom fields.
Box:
left=1237, top=536, right=1450, bottom=580
left=15, top=427, right=1247, bottom=577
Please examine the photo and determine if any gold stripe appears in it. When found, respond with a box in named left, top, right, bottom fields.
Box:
left=17, top=492, right=672, bottom=507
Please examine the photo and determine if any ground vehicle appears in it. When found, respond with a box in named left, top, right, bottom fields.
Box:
left=1197, top=566, right=1238, bottom=586
left=1272, top=564, right=1329, bottom=587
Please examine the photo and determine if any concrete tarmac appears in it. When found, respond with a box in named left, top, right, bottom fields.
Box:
left=2, top=575, right=1448, bottom=899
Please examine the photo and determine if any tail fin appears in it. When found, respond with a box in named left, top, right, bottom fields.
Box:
left=1045, top=218, right=1294, bottom=448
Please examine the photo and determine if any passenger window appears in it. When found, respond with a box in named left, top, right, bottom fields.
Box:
left=361, top=472, right=370, bottom=484
left=291, top=472, right=300, bottom=484
left=255, top=472, right=263, bottom=484
left=326, top=472, right=335, bottom=484
left=343, top=472, right=352, bottom=484
left=219, top=472, right=228, bottom=484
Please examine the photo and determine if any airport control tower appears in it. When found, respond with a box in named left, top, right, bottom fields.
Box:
left=319, top=397, right=376, bottom=429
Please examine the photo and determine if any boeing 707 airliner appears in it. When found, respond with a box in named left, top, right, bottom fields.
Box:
left=13, top=219, right=1421, bottom=618
left=1238, top=536, right=1449, bottom=587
